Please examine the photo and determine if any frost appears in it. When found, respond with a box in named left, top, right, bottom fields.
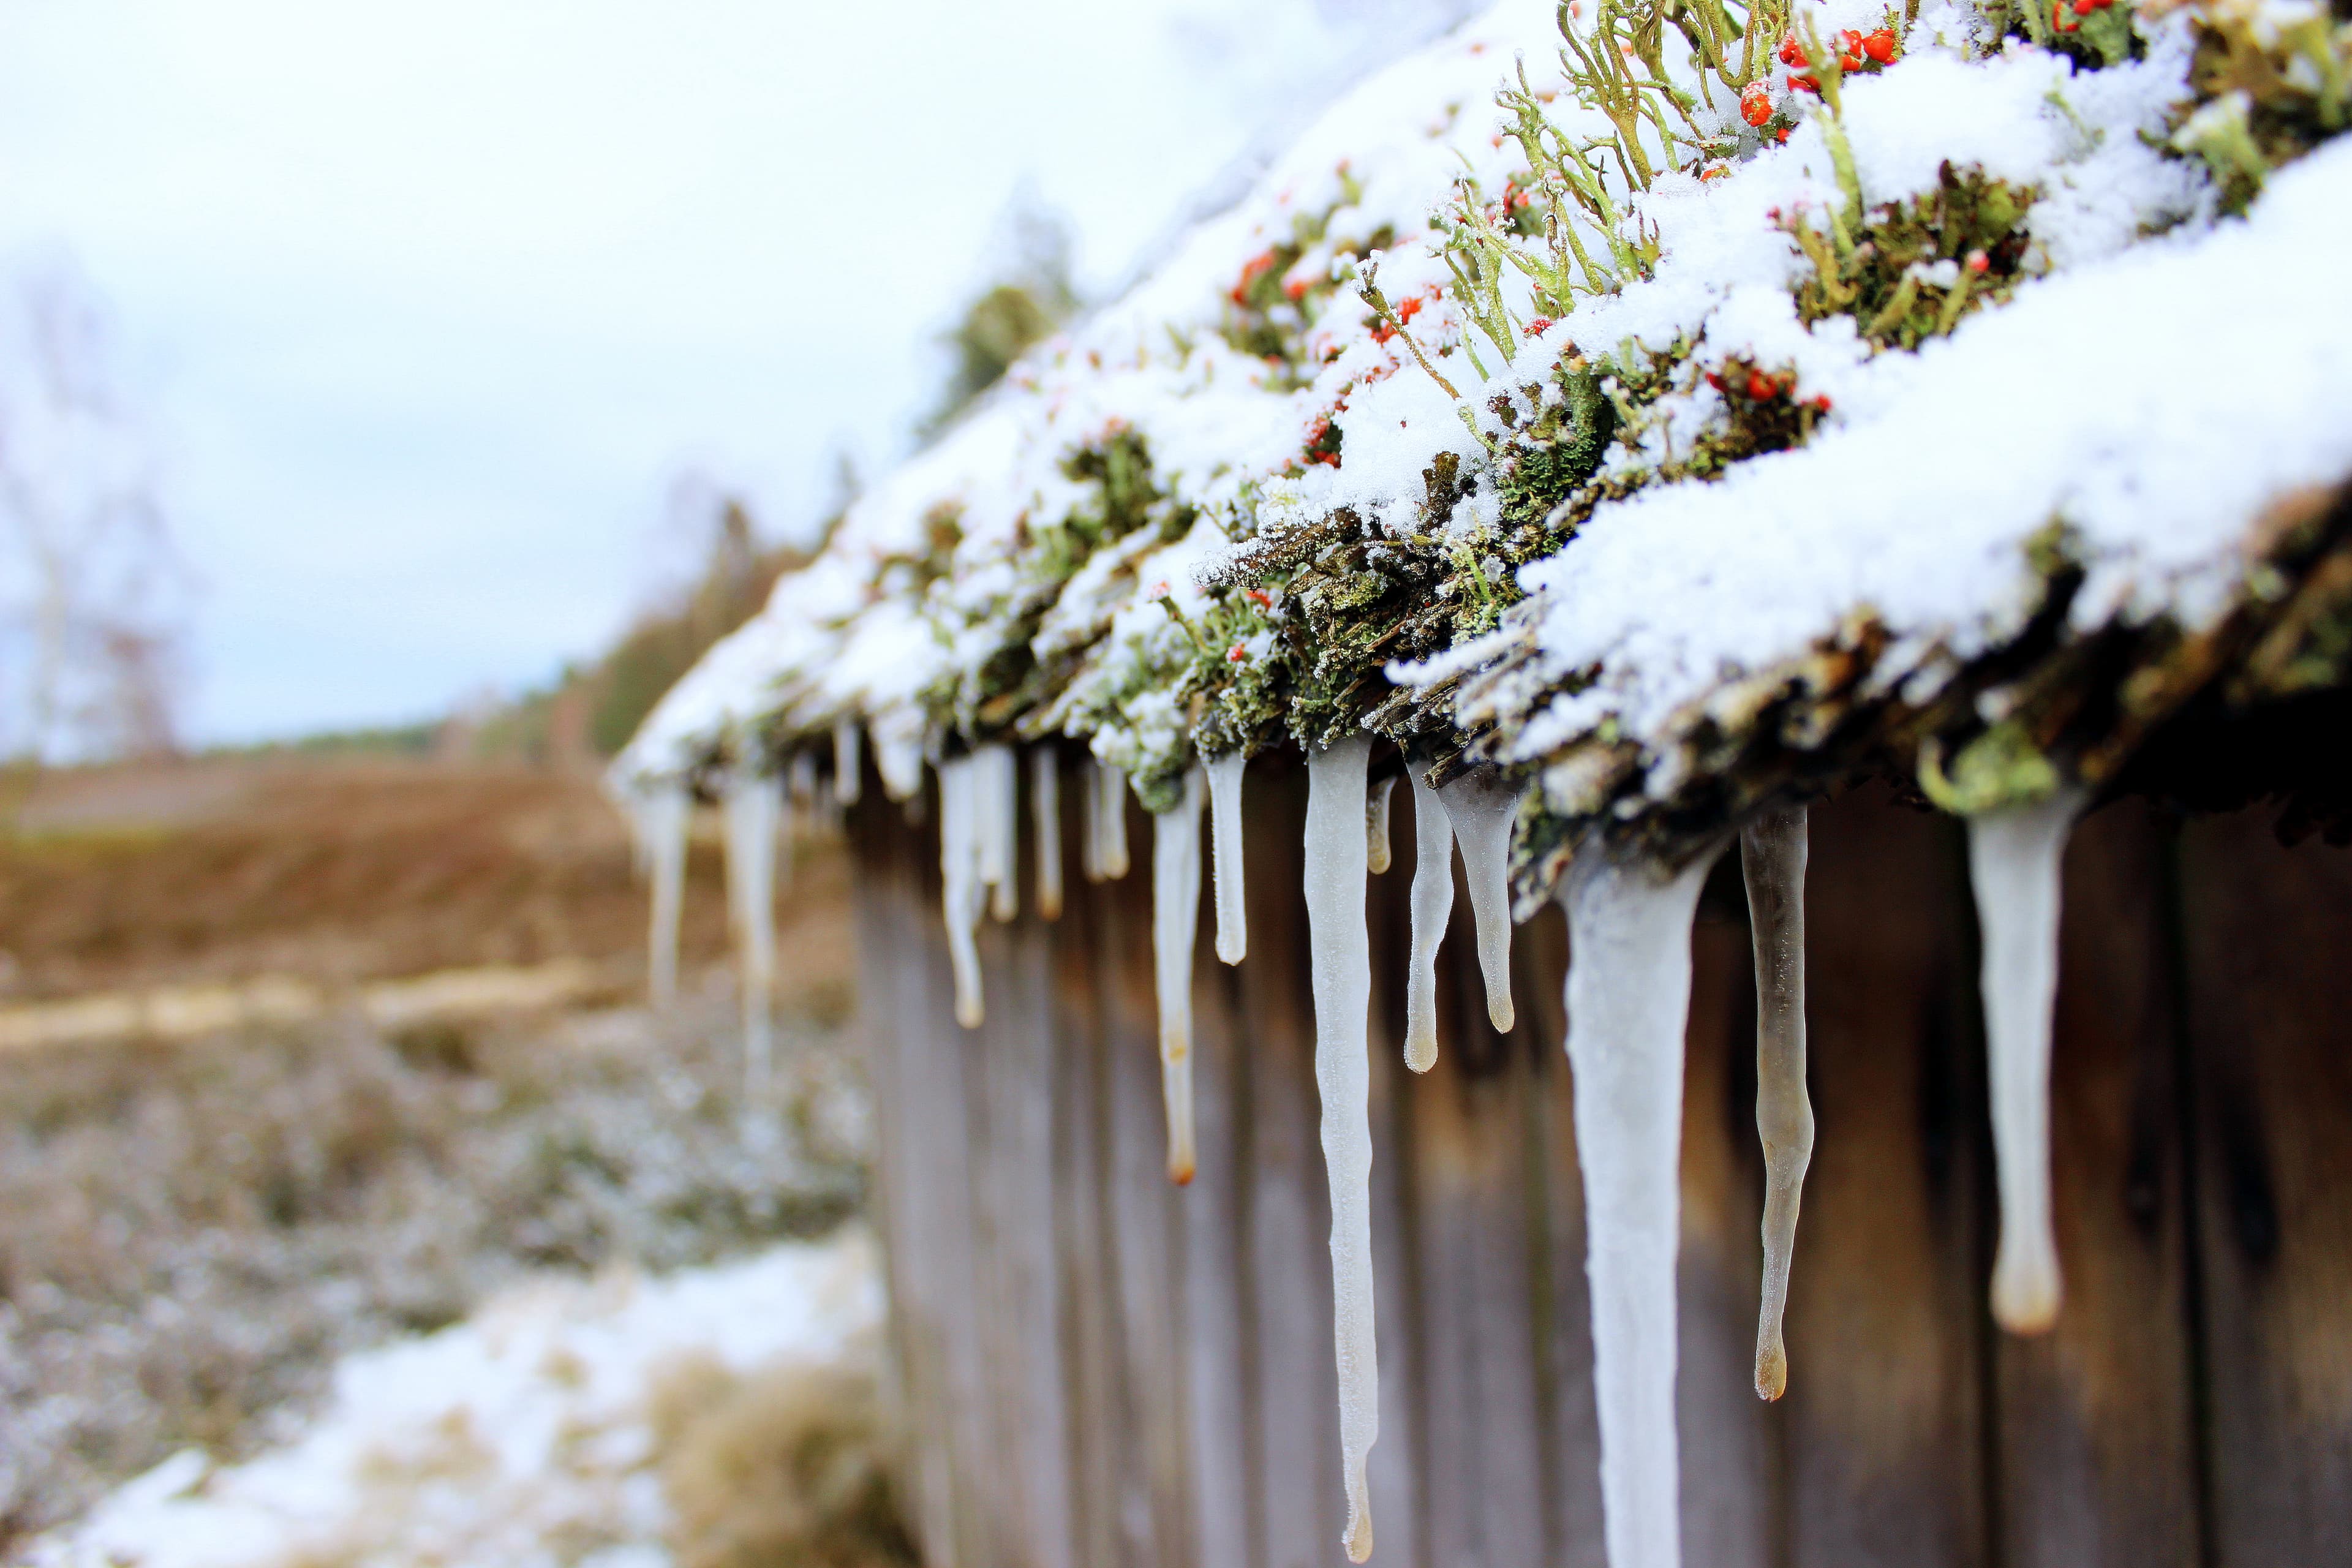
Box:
left=1031, top=748, right=1065, bottom=922
left=1303, top=733, right=1379, bottom=1564
left=1152, top=769, right=1208, bottom=1185
left=1969, top=785, right=2086, bottom=1335
left=1403, top=766, right=1455, bottom=1074
left=1205, top=751, right=1250, bottom=965
left=1561, top=838, right=1716, bottom=1568
left=1366, top=774, right=1398, bottom=875
left=1435, top=767, right=1521, bottom=1035
left=938, top=756, right=986, bottom=1029
left=974, top=744, right=1019, bottom=923
left=1740, top=805, right=1813, bottom=1401
left=722, top=774, right=782, bottom=1095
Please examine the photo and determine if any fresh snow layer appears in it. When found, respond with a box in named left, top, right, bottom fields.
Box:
left=1478, top=129, right=2352, bottom=788
left=34, top=1232, right=883, bottom=1568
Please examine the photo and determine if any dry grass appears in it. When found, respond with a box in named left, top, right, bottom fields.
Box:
left=652, top=1341, right=918, bottom=1568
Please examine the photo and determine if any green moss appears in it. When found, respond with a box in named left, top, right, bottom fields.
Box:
left=1785, top=163, right=2036, bottom=351
left=2171, top=2, right=2351, bottom=215
left=1918, top=717, right=2065, bottom=813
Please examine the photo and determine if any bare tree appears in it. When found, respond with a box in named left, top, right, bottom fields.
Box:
left=0, top=260, right=191, bottom=764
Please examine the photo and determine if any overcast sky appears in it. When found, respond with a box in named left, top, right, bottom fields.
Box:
left=0, top=0, right=1466, bottom=744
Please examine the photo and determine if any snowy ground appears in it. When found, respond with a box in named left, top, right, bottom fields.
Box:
left=28, top=1230, right=884, bottom=1568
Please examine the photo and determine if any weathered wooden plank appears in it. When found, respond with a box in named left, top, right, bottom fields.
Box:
left=1988, top=798, right=2203, bottom=1567
left=1100, top=786, right=1200, bottom=1568
left=2179, top=808, right=2352, bottom=1568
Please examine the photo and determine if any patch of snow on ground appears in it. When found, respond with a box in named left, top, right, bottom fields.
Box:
left=32, top=1229, right=883, bottom=1568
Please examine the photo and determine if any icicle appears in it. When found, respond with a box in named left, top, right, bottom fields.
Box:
left=1080, top=756, right=1105, bottom=883
left=774, top=774, right=797, bottom=894
left=1969, top=785, right=2086, bottom=1336
left=1303, top=733, right=1379, bottom=1564
left=938, top=756, right=986, bottom=1028
left=641, top=785, right=689, bottom=1009
left=722, top=773, right=781, bottom=1096
left=834, top=718, right=863, bottom=805
left=1561, top=837, right=1716, bottom=1568
left=1403, top=767, right=1454, bottom=1073
left=1204, top=751, right=1248, bottom=965
left=1741, top=804, right=1813, bottom=1401
left=1031, top=748, right=1063, bottom=921
left=1437, top=767, right=1523, bottom=1035
left=788, top=751, right=816, bottom=807
left=1366, top=774, right=1397, bottom=875
left=974, top=743, right=1019, bottom=922
left=1098, top=761, right=1131, bottom=880
left=1152, top=768, right=1207, bottom=1185
left=872, top=720, right=925, bottom=802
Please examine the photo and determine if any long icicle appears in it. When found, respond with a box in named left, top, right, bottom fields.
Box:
left=1366, top=774, right=1398, bottom=875
left=1205, top=751, right=1248, bottom=964
left=834, top=718, right=862, bottom=805
left=1969, top=785, right=2086, bottom=1335
left=938, top=756, right=986, bottom=1028
left=1031, top=748, right=1063, bottom=921
left=1152, top=768, right=1208, bottom=1185
left=642, top=785, right=689, bottom=1009
left=1562, top=837, right=1716, bottom=1568
left=1304, top=733, right=1379, bottom=1564
left=1099, top=761, right=1131, bottom=880
left=722, top=772, right=780, bottom=1097
left=975, top=743, right=1019, bottom=922
left=1080, top=756, right=1104, bottom=883
left=1741, top=804, right=1813, bottom=1401
left=1404, top=765, right=1455, bottom=1073
left=1437, top=767, right=1523, bottom=1034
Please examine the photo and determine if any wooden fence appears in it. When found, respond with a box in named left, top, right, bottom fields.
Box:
left=848, top=747, right=2352, bottom=1568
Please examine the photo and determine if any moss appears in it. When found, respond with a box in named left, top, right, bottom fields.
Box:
left=1917, top=717, right=2065, bottom=813
left=1785, top=162, right=2036, bottom=350
left=2171, top=1, right=2352, bottom=215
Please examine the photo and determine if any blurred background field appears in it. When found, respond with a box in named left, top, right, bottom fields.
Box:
left=0, top=749, right=870, bottom=1550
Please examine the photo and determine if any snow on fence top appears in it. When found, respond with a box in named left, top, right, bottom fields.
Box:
left=614, top=2, right=2352, bottom=1564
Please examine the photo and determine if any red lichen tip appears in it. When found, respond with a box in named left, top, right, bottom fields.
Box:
left=1741, top=81, right=1774, bottom=127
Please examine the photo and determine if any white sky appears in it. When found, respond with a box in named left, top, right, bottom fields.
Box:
left=0, top=0, right=1465, bottom=743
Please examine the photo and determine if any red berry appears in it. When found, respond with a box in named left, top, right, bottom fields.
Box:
left=1741, top=81, right=1774, bottom=127
left=1704, top=369, right=1724, bottom=390
left=1788, top=70, right=1820, bottom=94
left=1521, top=315, right=1555, bottom=337
left=1746, top=369, right=1780, bottom=401
left=1965, top=248, right=1991, bottom=274
left=1862, top=28, right=1897, bottom=62
left=1777, top=32, right=1802, bottom=64
left=1227, top=643, right=1248, bottom=663
left=1776, top=126, right=1792, bottom=143
left=1396, top=295, right=1424, bottom=323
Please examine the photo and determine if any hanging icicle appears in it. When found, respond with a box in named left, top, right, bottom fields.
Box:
left=1205, top=751, right=1248, bottom=965
left=1152, top=768, right=1208, bottom=1185
left=1080, top=756, right=1105, bottom=883
left=1031, top=748, right=1063, bottom=922
left=1969, top=785, right=2086, bottom=1336
left=1437, top=767, right=1523, bottom=1035
left=1561, top=836, right=1718, bottom=1568
left=834, top=718, right=862, bottom=805
left=938, top=756, right=986, bottom=1029
left=1403, top=766, right=1453, bottom=1074
left=640, top=785, right=689, bottom=1010
left=1741, top=804, right=1813, bottom=1401
left=788, top=752, right=817, bottom=807
left=1366, top=774, right=1398, bottom=875
left=872, top=720, right=926, bottom=804
left=722, top=772, right=782, bottom=1096
left=1304, top=733, right=1379, bottom=1564
left=1098, top=760, right=1131, bottom=880
left=975, top=743, right=1019, bottom=922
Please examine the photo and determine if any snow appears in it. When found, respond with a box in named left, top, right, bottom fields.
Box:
left=1467, top=119, right=2352, bottom=804
left=32, top=1231, right=883, bottom=1568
